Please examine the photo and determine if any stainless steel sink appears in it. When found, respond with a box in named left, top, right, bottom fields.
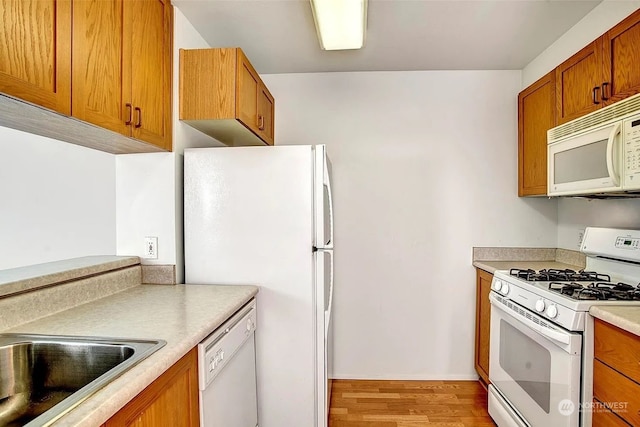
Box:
left=0, top=334, right=166, bottom=427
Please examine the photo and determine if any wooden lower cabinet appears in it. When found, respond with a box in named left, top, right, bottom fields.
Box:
left=591, top=399, right=632, bottom=427
left=593, top=318, right=640, bottom=426
left=104, top=348, right=199, bottom=427
left=474, top=268, right=492, bottom=387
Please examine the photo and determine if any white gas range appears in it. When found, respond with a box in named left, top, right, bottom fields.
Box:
left=487, top=227, right=640, bottom=427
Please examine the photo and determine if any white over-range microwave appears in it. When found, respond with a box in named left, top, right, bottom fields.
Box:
left=547, top=93, right=640, bottom=197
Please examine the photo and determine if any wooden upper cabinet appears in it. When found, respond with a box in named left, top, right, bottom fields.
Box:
left=237, top=52, right=261, bottom=136
left=554, top=9, right=640, bottom=125
left=518, top=71, right=555, bottom=196
left=258, top=85, right=275, bottom=145
left=72, top=0, right=128, bottom=135
left=128, top=0, right=173, bottom=150
left=516, top=8, right=640, bottom=197
left=105, top=348, right=199, bottom=427
left=237, top=50, right=275, bottom=145
left=602, top=8, right=640, bottom=105
left=71, top=0, right=172, bottom=151
left=555, top=40, right=604, bottom=125
left=180, top=47, right=275, bottom=146
left=0, top=0, right=71, bottom=115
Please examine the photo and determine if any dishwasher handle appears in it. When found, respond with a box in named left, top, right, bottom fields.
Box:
left=198, top=300, right=257, bottom=390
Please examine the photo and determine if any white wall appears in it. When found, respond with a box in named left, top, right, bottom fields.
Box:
left=172, top=7, right=223, bottom=282
left=262, top=71, right=558, bottom=379
left=522, top=1, right=640, bottom=250
left=522, top=0, right=640, bottom=87
left=115, top=7, right=219, bottom=280
left=0, top=126, right=115, bottom=270
left=558, top=199, right=640, bottom=249
left=115, top=153, right=176, bottom=264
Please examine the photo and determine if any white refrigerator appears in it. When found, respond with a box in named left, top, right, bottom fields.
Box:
left=184, top=145, right=334, bottom=427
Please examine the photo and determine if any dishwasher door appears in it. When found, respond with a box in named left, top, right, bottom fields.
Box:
left=199, top=300, right=258, bottom=427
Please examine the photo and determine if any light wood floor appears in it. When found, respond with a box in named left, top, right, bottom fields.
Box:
left=329, top=380, right=496, bottom=427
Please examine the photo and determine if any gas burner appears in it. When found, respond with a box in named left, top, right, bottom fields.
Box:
left=510, top=268, right=612, bottom=282
left=509, top=268, right=536, bottom=280
left=575, top=288, right=606, bottom=300
left=549, top=282, right=583, bottom=295
left=577, top=271, right=613, bottom=282
left=589, top=282, right=636, bottom=292
left=547, top=281, right=640, bottom=301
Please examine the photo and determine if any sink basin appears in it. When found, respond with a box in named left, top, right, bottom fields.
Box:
left=0, top=334, right=166, bottom=427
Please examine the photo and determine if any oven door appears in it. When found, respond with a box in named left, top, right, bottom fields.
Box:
left=548, top=120, right=622, bottom=196
left=489, top=293, right=582, bottom=427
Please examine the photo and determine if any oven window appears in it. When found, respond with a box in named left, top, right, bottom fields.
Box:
left=499, top=320, right=551, bottom=413
left=554, top=139, right=609, bottom=184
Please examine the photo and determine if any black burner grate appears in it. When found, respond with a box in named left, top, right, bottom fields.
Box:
left=510, top=268, right=611, bottom=282
left=548, top=281, right=640, bottom=300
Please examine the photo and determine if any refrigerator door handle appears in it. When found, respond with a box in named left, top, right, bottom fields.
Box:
left=314, top=145, right=334, bottom=250
left=324, top=250, right=334, bottom=336
left=324, top=159, right=334, bottom=248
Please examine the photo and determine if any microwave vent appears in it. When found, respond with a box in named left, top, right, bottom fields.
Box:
left=549, top=92, right=640, bottom=142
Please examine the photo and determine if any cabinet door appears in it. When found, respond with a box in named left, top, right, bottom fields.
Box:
left=0, top=0, right=71, bottom=114
left=127, top=0, right=173, bottom=150
left=236, top=49, right=260, bottom=135
left=474, top=269, right=492, bottom=386
left=592, top=400, right=631, bottom=427
left=518, top=71, right=555, bottom=196
left=105, top=348, right=199, bottom=427
left=72, top=0, right=130, bottom=136
left=555, top=40, right=604, bottom=125
left=593, top=359, right=640, bottom=426
left=258, top=84, right=275, bottom=145
left=602, top=8, right=640, bottom=105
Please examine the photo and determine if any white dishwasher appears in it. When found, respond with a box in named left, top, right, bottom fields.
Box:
left=198, top=299, right=258, bottom=427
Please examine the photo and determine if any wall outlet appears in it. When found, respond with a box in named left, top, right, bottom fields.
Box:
left=144, top=236, right=158, bottom=259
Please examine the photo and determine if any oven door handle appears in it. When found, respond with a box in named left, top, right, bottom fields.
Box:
left=490, top=293, right=570, bottom=345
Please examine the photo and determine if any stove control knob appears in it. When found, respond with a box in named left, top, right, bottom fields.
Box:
left=535, top=299, right=546, bottom=313
left=546, top=304, right=558, bottom=319
left=492, top=279, right=502, bottom=292
left=501, top=283, right=510, bottom=295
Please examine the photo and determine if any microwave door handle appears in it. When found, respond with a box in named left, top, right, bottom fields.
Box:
left=607, top=122, right=621, bottom=186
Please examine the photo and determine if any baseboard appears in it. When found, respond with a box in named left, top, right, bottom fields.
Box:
left=330, top=373, right=480, bottom=381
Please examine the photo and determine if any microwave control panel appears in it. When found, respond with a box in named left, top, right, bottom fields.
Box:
left=623, top=115, right=640, bottom=187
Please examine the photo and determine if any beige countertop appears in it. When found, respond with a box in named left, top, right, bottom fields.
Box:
left=473, top=260, right=584, bottom=274
left=0, top=256, right=139, bottom=298
left=3, top=283, right=258, bottom=426
left=472, top=247, right=585, bottom=274
left=589, top=305, right=640, bottom=337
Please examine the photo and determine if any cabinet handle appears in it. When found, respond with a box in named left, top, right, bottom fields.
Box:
left=258, top=115, right=265, bottom=131
left=592, top=87, right=600, bottom=105
left=601, top=82, right=609, bottom=101
left=135, top=107, right=142, bottom=128
left=125, top=103, right=132, bottom=125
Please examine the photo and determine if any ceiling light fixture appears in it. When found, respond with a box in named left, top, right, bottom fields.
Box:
left=310, top=0, right=368, bottom=50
